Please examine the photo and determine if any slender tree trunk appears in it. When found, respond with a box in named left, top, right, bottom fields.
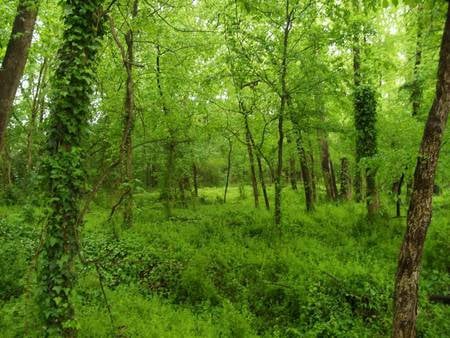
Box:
left=393, top=172, right=405, bottom=218
left=256, top=153, right=270, bottom=210
left=295, top=133, right=314, bottom=211
left=155, top=44, right=176, bottom=217
left=0, top=0, right=38, bottom=152
left=340, top=157, right=352, bottom=200
left=243, top=111, right=259, bottom=208
left=274, top=0, right=292, bottom=227
left=393, top=5, right=450, bottom=337
left=319, top=133, right=338, bottom=200
left=224, top=139, right=232, bottom=203
left=27, top=57, right=48, bottom=170
left=192, top=163, right=199, bottom=197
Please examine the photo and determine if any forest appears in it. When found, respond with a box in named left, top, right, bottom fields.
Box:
left=0, top=0, right=449, bottom=337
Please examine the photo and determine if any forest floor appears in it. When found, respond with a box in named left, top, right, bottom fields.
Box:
left=0, top=187, right=449, bottom=337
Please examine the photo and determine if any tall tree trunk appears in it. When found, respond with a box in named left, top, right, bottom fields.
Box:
left=39, top=1, right=105, bottom=336
left=0, top=0, right=38, bottom=152
left=393, top=5, right=450, bottom=337
left=274, top=0, right=292, bottom=227
left=319, top=133, right=338, bottom=201
left=26, top=57, right=48, bottom=171
left=353, top=34, right=363, bottom=202
left=243, top=111, right=259, bottom=208
left=339, top=157, right=352, bottom=200
left=155, top=44, right=176, bottom=218
left=224, top=139, right=232, bottom=203
left=121, top=0, right=138, bottom=228
left=110, top=1, right=138, bottom=227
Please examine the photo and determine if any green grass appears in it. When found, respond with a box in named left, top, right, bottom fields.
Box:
left=0, top=187, right=448, bottom=337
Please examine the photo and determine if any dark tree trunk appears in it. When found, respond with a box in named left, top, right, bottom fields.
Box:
left=340, top=157, right=352, bottom=201
left=0, top=0, right=38, bottom=152
left=393, top=173, right=405, bottom=218
left=192, top=163, right=199, bottom=197
left=319, top=134, right=338, bottom=201
left=393, top=5, right=450, bottom=337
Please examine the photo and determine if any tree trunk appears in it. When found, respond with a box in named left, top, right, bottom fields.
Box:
left=256, top=153, right=270, bottom=210
left=393, top=5, right=450, bottom=337
left=340, top=157, right=352, bottom=200
left=289, top=157, right=298, bottom=190
left=27, top=57, right=48, bottom=171
left=192, top=163, right=199, bottom=197
left=224, top=139, right=232, bottom=203
left=274, top=1, right=292, bottom=227
left=243, top=111, right=259, bottom=208
left=39, top=1, right=104, bottom=336
left=319, top=133, right=338, bottom=200
left=0, top=0, right=38, bottom=152
left=295, top=132, right=314, bottom=212
left=393, top=173, right=405, bottom=218
left=307, top=138, right=317, bottom=203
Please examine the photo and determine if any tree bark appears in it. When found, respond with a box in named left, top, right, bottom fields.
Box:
left=296, top=133, right=315, bottom=212
left=393, top=4, right=450, bottom=337
left=339, top=157, right=352, bottom=200
left=0, top=0, right=38, bottom=152
left=319, top=133, right=338, bottom=200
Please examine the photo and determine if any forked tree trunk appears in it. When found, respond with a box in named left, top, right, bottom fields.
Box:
left=0, top=0, right=38, bottom=152
left=393, top=4, right=450, bottom=337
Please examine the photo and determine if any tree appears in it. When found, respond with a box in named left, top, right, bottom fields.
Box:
left=393, top=2, right=450, bottom=336
left=38, top=0, right=105, bottom=335
left=0, top=0, right=38, bottom=151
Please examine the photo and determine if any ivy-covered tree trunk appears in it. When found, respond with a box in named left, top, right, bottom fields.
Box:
left=0, top=0, right=38, bottom=151
left=224, top=138, right=232, bottom=203
left=393, top=4, right=450, bottom=337
left=192, top=163, right=199, bottom=198
left=39, top=0, right=105, bottom=336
